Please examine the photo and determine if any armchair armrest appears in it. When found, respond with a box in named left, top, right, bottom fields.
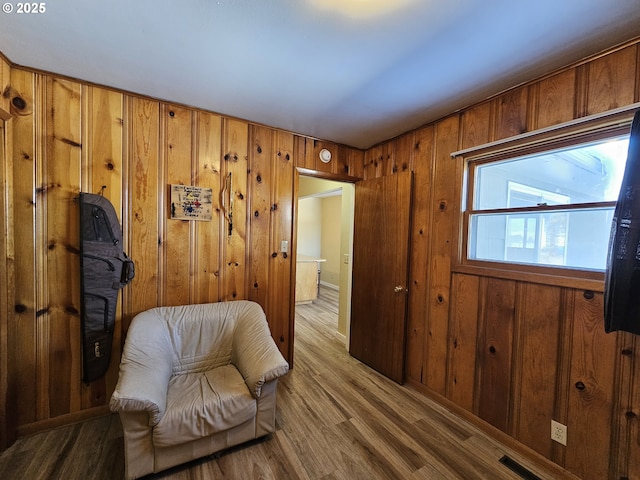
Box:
left=109, top=309, right=174, bottom=426
left=231, top=302, right=289, bottom=398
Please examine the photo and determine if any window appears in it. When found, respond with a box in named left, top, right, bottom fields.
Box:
left=464, top=133, right=630, bottom=273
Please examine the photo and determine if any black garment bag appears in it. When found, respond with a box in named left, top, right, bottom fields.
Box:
left=79, top=193, right=134, bottom=382
left=604, top=109, right=640, bottom=334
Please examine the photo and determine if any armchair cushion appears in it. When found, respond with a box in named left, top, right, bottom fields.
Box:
left=153, top=365, right=256, bottom=447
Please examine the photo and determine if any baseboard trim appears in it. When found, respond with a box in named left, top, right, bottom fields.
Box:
left=16, top=405, right=112, bottom=438
left=319, top=281, right=339, bottom=290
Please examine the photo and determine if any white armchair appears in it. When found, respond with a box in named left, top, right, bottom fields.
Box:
left=109, top=301, right=289, bottom=479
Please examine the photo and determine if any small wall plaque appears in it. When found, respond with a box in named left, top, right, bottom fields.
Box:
left=170, top=184, right=213, bottom=221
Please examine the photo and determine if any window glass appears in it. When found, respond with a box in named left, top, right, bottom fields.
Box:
left=469, top=208, right=615, bottom=270
left=467, top=135, right=629, bottom=271
left=474, top=138, right=629, bottom=210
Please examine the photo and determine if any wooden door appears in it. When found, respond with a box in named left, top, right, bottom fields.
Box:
left=349, top=171, right=412, bottom=384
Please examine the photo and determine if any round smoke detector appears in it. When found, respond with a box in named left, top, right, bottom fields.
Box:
left=319, top=148, right=332, bottom=163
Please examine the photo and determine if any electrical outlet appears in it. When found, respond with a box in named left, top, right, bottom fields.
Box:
left=551, top=420, right=567, bottom=446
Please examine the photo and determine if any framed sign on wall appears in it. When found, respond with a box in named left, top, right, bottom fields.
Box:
left=169, top=184, right=213, bottom=221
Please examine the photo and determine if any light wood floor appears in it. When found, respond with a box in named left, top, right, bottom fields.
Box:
left=0, top=286, right=566, bottom=479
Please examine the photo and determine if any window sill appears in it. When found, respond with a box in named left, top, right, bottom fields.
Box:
left=452, top=263, right=604, bottom=293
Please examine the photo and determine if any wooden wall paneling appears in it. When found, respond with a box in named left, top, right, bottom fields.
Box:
left=637, top=44, right=640, bottom=103
left=586, top=44, right=638, bottom=116
left=44, top=76, right=83, bottom=418
left=335, top=144, right=350, bottom=176
left=534, top=69, right=577, bottom=129
left=0, top=113, right=13, bottom=449
left=446, top=273, right=480, bottom=410
left=511, top=283, right=563, bottom=459
left=613, top=332, right=636, bottom=480
left=128, top=97, right=160, bottom=318
left=193, top=112, right=222, bottom=304
left=423, top=115, right=460, bottom=395
left=460, top=102, right=492, bottom=151
left=268, top=131, right=295, bottom=361
left=363, top=144, right=381, bottom=180
left=393, top=134, right=413, bottom=174
left=405, top=126, right=433, bottom=384
left=550, top=288, right=574, bottom=468
left=564, top=290, right=617, bottom=480
left=163, top=105, right=193, bottom=306
left=475, top=277, right=516, bottom=432
left=247, top=125, right=273, bottom=309
left=380, top=141, right=395, bottom=176
left=83, top=86, right=124, bottom=409
left=33, top=74, right=48, bottom=422
left=8, top=69, right=37, bottom=430
left=625, top=335, right=640, bottom=480
left=0, top=57, right=10, bottom=117
left=347, top=147, right=364, bottom=179
left=221, top=118, right=248, bottom=301
left=492, top=86, right=529, bottom=140
left=293, top=135, right=313, bottom=170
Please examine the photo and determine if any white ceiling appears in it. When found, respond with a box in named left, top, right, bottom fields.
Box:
left=1, top=0, right=639, bottom=149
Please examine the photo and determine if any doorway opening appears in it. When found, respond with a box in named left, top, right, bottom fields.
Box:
left=293, top=174, right=355, bottom=352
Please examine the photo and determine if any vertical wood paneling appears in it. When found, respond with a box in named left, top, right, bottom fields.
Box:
left=460, top=102, right=492, bottom=150
left=424, top=115, right=459, bottom=395
left=194, top=112, right=222, bottom=304
left=380, top=141, right=394, bottom=176
left=586, top=45, right=637, bottom=115
left=268, top=132, right=295, bottom=359
left=493, top=87, right=529, bottom=140
left=0, top=57, right=10, bottom=117
left=44, top=77, right=82, bottom=417
left=293, top=135, right=313, bottom=170
left=248, top=125, right=273, bottom=309
left=336, top=144, right=350, bottom=176
left=564, top=291, right=617, bottom=479
left=221, top=119, right=248, bottom=301
left=0, top=107, right=13, bottom=450
left=347, top=147, right=364, bottom=179
left=9, top=69, right=37, bottom=429
left=476, top=277, right=516, bottom=431
left=84, top=86, right=124, bottom=409
left=511, top=283, right=562, bottom=458
left=535, top=69, right=576, bottom=129
left=626, top=335, right=640, bottom=480
left=613, top=332, right=636, bottom=480
left=363, top=144, right=381, bottom=179
left=405, top=126, right=433, bottom=384
left=86, top=87, right=123, bottom=199
left=128, top=97, right=160, bottom=317
left=163, top=105, right=193, bottom=306
left=393, top=134, right=413, bottom=173
left=446, top=273, right=479, bottom=410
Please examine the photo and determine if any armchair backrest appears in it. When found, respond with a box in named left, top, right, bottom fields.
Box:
left=127, top=301, right=268, bottom=376
left=163, top=302, right=236, bottom=374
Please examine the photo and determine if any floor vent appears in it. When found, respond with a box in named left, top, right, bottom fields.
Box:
left=499, top=455, right=541, bottom=480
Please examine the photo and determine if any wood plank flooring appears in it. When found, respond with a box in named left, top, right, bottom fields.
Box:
left=0, top=287, right=569, bottom=479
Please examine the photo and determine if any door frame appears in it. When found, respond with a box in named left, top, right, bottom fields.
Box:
left=289, top=167, right=359, bottom=367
